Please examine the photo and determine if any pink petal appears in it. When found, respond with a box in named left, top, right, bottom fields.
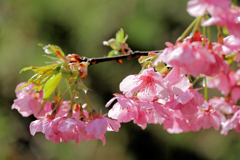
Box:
left=12, top=97, right=32, bottom=117
left=86, top=118, right=108, bottom=138
left=105, top=118, right=121, bottom=132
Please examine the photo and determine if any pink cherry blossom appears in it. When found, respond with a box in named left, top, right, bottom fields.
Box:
left=58, top=117, right=86, bottom=145
left=119, top=68, right=168, bottom=100
left=192, top=107, right=225, bottom=131
left=202, top=7, right=240, bottom=38
left=106, top=117, right=121, bottom=132
left=154, top=42, right=174, bottom=66
left=45, top=117, right=63, bottom=143
left=15, top=82, right=36, bottom=98
left=140, top=100, right=169, bottom=119
left=207, top=71, right=234, bottom=95
left=108, top=102, right=136, bottom=123
left=12, top=82, right=51, bottom=117
left=132, top=106, right=149, bottom=129
left=163, top=110, right=191, bottom=134
left=146, top=108, right=165, bottom=125
left=164, top=68, right=190, bottom=95
left=187, top=0, right=231, bottom=17
left=30, top=117, right=53, bottom=136
left=209, top=97, right=234, bottom=114
left=221, top=109, right=240, bottom=135
left=207, top=69, right=240, bottom=102
left=157, top=41, right=227, bottom=77
left=166, top=89, right=208, bottom=122
left=12, top=97, right=34, bottom=117
left=86, top=118, right=108, bottom=138
left=85, top=116, right=120, bottom=145
left=212, top=35, right=240, bottom=55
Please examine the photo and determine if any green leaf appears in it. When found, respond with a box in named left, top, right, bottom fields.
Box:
left=43, top=73, right=62, bottom=100
left=34, top=64, right=60, bottom=74
left=19, top=66, right=34, bottom=73
left=116, top=28, right=124, bottom=43
left=15, top=83, right=29, bottom=92
left=20, top=64, right=60, bottom=74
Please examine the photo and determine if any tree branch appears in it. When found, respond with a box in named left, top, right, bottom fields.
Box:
left=79, top=50, right=163, bottom=66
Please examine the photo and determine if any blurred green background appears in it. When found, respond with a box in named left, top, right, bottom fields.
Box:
left=1, top=0, right=240, bottom=159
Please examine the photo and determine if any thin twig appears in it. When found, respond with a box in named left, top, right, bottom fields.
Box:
left=78, top=50, right=163, bottom=66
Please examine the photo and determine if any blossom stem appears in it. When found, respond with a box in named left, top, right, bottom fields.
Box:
left=67, top=94, right=74, bottom=117
left=76, top=92, right=82, bottom=106
left=78, top=50, right=162, bottom=66
left=78, top=75, right=93, bottom=112
left=192, top=16, right=202, bottom=34
left=52, top=85, right=72, bottom=112
left=202, top=26, right=206, bottom=46
left=192, top=75, right=201, bottom=86
left=207, top=26, right=212, bottom=42
left=67, top=74, right=81, bottom=117
left=82, top=90, right=93, bottom=112
left=65, top=79, right=73, bottom=99
left=204, top=76, right=208, bottom=101
left=216, top=23, right=222, bottom=35
left=179, top=17, right=198, bottom=41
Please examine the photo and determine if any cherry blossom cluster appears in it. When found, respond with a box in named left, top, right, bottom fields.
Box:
left=12, top=82, right=120, bottom=145
left=12, top=0, right=240, bottom=145
left=187, top=0, right=240, bottom=38
left=107, top=67, right=225, bottom=133
left=106, top=0, right=240, bottom=135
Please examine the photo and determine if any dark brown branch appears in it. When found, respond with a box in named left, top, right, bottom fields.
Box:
left=79, top=50, right=163, bottom=66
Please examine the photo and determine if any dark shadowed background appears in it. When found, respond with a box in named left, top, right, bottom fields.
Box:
left=1, top=0, right=240, bottom=160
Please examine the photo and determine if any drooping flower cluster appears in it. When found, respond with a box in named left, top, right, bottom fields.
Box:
left=106, top=68, right=228, bottom=133
left=12, top=83, right=120, bottom=145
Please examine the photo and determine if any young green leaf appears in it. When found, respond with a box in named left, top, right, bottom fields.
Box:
left=116, top=28, right=124, bottom=43
left=19, top=66, right=34, bottom=73
left=43, top=73, right=62, bottom=101
left=15, top=83, right=29, bottom=92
